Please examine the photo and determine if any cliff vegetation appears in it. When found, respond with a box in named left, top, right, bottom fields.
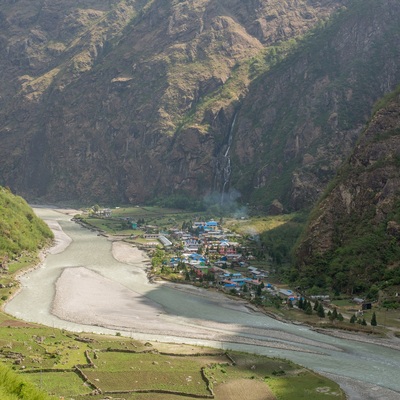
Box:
left=0, top=187, right=53, bottom=271
left=294, top=91, right=400, bottom=304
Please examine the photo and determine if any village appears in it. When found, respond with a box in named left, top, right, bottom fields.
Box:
left=81, top=207, right=300, bottom=307
left=77, top=206, right=383, bottom=330
left=141, top=218, right=380, bottom=328
left=146, top=219, right=286, bottom=302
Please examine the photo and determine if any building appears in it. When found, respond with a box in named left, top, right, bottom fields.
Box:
left=159, top=235, right=172, bottom=247
left=204, top=221, right=218, bottom=231
left=144, top=234, right=160, bottom=239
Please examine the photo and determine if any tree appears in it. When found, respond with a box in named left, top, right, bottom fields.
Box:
left=371, top=312, right=377, bottom=327
left=313, top=299, right=319, bottom=311
left=305, top=302, right=313, bottom=315
left=350, top=314, right=356, bottom=323
left=288, top=299, right=293, bottom=309
left=317, top=303, right=325, bottom=318
left=298, top=297, right=304, bottom=310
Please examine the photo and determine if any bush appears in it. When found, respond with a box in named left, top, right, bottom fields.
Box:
left=0, top=362, right=51, bottom=400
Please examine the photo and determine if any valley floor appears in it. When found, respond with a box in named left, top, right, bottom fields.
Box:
left=6, top=208, right=400, bottom=400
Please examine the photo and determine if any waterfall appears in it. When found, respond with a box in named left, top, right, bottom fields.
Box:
left=220, top=112, right=237, bottom=205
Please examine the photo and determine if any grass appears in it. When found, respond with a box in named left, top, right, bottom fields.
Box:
left=0, top=318, right=346, bottom=399
left=330, top=299, right=355, bottom=307
left=78, top=205, right=217, bottom=236
left=0, top=362, right=54, bottom=400
left=0, top=187, right=53, bottom=273
left=224, top=214, right=296, bottom=236
left=266, top=371, right=344, bottom=399
left=85, top=370, right=208, bottom=394
left=24, top=371, right=91, bottom=398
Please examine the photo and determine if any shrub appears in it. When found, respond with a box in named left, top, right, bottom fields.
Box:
left=0, top=362, right=51, bottom=400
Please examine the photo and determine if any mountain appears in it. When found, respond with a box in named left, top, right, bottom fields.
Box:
left=294, top=89, right=400, bottom=299
left=0, top=0, right=400, bottom=212
left=0, top=186, right=53, bottom=269
left=232, top=0, right=400, bottom=211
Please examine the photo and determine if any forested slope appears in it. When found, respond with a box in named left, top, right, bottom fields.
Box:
left=294, top=89, right=400, bottom=301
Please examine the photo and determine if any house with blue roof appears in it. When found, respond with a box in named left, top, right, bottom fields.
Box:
left=189, top=253, right=207, bottom=263
left=204, top=220, right=218, bottom=231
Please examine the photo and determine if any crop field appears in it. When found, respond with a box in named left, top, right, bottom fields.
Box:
left=83, top=351, right=231, bottom=395
left=224, top=214, right=296, bottom=236
left=79, top=206, right=212, bottom=235
left=266, top=372, right=344, bottom=399
left=85, top=370, right=208, bottom=394
left=0, top=316, right=345, bottom=400
left=214, top=379, right=275, bottom=400
left=24, top=371, right=92, bottom=398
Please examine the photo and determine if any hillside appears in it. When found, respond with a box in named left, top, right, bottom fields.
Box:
left=294, top=89, right=400, bottom=302
left=232, top=0, right=400, bottom=211
left=0, top=0, right=347, bottom=205
left=0, top=187, right=53, bottom=270
left=0, top=1, right=399, bottom=214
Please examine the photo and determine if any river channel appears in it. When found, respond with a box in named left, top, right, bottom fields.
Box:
left=5, top=208, right=400, bottom=399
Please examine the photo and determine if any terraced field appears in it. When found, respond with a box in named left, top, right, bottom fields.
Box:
left=0, top=317, right=344, bottom=400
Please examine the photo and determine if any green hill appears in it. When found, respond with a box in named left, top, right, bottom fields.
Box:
left=294, top=90, right=400, bottom=303
left=0, top=187, right=53, bottom=271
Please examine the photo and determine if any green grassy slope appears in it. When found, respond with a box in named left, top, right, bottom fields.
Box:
left=0, top=362, right=53, bottom=400
left=0, top=187, right=53, bottom=268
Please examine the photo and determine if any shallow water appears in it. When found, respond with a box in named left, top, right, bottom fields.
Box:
left=6, top=208, right=400, bottom=396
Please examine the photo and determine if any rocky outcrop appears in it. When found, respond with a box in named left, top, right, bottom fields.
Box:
left=295, top=91, right=400, bottom=294
left=232, top=0, right=400, bottom=211
left=0, top=0, right=346, bottom=204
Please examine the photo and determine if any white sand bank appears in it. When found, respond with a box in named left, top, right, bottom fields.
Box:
left=111, top=241, right=149, bottom=265
left=45, top=220, right=72, bottom=255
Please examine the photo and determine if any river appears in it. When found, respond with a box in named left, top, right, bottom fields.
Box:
left=5, top=208, right=400, bottom=399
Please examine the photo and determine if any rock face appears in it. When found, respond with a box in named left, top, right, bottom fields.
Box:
left=295, top=92, right=400, bottom=295
left=0, top=0, right=400, bottom=210
left=232, top=0, right=400, bottom=211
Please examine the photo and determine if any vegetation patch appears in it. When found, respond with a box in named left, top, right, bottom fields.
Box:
left=24, top=371, right=91, bottom=398
left=213, top=378, right=276, bottom=400
left=266, top=371, right=343, bottom=399
left=0, top=321, right=345, bottom=399
left=0, top=362, right=52, bottom=400
left=0, top=187, right=53, bottom=274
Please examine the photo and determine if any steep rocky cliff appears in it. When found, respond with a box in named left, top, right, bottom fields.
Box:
left=295, top=89, right=400, bottom=296
left=0, top=0, right=400, bottom=211
left=232, top=0, right=400, bottom=211
left=0, top=0, right=346, bottom=203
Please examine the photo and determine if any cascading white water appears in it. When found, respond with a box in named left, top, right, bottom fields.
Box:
left=220, top=112, right=237, bottom=204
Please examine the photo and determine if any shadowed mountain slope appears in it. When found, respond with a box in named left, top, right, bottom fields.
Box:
left=0, top=0, right=399, bottom=213
left=294, top=88, right=400, bottom=297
